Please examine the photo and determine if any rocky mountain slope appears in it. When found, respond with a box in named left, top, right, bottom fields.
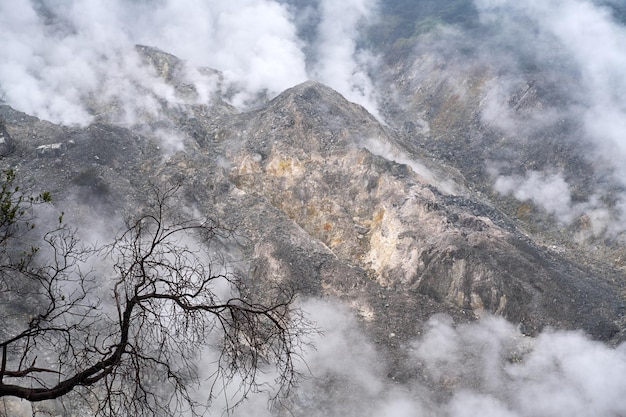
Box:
left=1, top=45, right=624, bottom=362
left=1, top=39, right=625, bottom=415
left=375, top=16, right=626, bottom=269
left=2, top=1, right=626, bottom=414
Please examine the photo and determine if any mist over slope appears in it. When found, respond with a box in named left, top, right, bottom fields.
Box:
left=2, top=1, right=626, bottom=416
left=377, top=0, right=626, bottom=248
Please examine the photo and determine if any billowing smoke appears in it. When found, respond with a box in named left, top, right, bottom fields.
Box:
left=0, top=0, right=306, bottom=123
left=310, top=0, right=382, bottom=120
left=476, top=0, right=626, bottom=162
left=492, top=170, right=584, bottom=223
left=361, top=137, right=461, bottom=194
left=9, top=296, right=626, bottom=416
left=0, top=0, right=381, bottom=126
left=127, top=0, right=309, bottom=108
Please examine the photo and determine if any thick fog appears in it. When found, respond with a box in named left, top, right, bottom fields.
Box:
left=0, top=0, right=378, bottom=122
left=3, top=1, right=626, bottom=416
left=215, top=300, right=626, bottom=417
left=474, top=0, right=626, bottom=236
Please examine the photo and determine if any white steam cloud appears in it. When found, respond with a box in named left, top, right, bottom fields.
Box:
left=0, top=0, right=381, bottom=126
left=491, top=169, right=615, bottom=237
left=476, top=0, right=626, bottom=162
left=415, top=314, right=626, bottom=417
left=126, top=0, right=309, bottom=107
left=206, top=301, right=626, bottom=417
left=362, top=137, right=461, bottom=194
left=10, top=296, right=626, bottom=416
left=475, top=0, right=626, bottom=236
left=493, top=170, right=582, bottom=223
left=311, top=0, right=382, bottom=120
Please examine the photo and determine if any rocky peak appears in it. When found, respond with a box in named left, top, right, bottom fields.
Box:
left=221, top=81, right=389, bottom=155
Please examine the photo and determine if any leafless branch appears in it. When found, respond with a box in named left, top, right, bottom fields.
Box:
left=0, top=183, right=313, bottom=416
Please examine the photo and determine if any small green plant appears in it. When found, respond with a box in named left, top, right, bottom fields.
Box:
left=0, top=168, right=53, bottom=244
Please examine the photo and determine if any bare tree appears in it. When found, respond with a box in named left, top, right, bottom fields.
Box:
left=0, top=173, right=311, bottom=416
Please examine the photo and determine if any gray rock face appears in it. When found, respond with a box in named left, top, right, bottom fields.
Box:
left=0, top=55, right=624, bottom=384
left=0, top=122, right=14, bottom=156
left=212, top=81, right=622, bottom=341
